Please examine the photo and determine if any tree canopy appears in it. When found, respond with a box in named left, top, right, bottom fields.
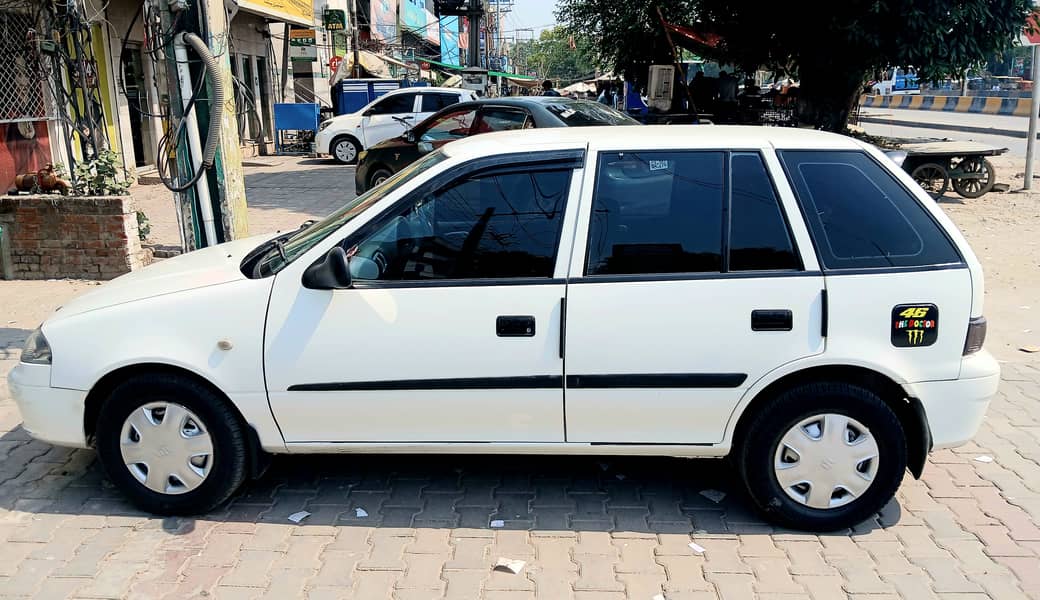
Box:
left=512, top=26, right=597, bottom=84
left=556, top=0, right=1035, bottom=129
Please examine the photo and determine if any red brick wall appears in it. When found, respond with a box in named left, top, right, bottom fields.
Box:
left=0, top=195, right=146, bottom=280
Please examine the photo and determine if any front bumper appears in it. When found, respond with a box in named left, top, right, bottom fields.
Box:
left=314, top=129, right=332, bottom=155
left=7, top=363, right=89, bottom=448
left=904, top=350, right=1001, bottom=450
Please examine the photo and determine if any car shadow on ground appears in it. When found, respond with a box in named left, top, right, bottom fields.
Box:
left=0, top=327, right=32, bottom=360
left=0, top=426, right=899, bottom=539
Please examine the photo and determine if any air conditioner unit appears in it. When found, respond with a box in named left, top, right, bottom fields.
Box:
left=648, top=65, right=675, bottom=112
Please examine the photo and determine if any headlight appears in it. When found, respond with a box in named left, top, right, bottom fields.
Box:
left=318, top=120, right=332, bottom=132
left=21, top=326, right=52, bottom=365
left=358, top=150, right=368, bottom=162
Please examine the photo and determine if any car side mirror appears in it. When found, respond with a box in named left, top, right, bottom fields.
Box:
left=302, top=246, right=352, bottom=290
left=418, top=141, right=433, bottom=154
left=349, top=256, right=380, bottom=280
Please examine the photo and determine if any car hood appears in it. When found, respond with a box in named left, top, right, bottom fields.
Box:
left=50, top=234, right=275, bottom=320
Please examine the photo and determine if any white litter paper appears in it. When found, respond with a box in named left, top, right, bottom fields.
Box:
left=652, top=594, right=666, bottom=600
left=700, top=489, right=726, bottom=503
left=974, top=455, right=994, bottom=463
left=490, top=519, right=506, bottom=528
left=688, top=542, right=706, bottom=554
left=494, top=558, right=526, bottom=574
left=287, top=511, right=310, bottom=523
left=355, top=507, right=369, bottom=518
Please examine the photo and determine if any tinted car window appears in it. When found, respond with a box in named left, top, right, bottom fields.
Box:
left=368, top=93, right=417, bottom=115
left=351, top=168, right=572, bottom=281
left=420, top=109, right=478, bottom=142
left=545, top=100, right=639, bottom=126
left=421, top=93, right=459, bottom=112
left=780, top=150, right=961, bottom=269
left=730, top=153, right=800, bottom=271
left=587, top=151, right=724, bottom=275
left=475, top=108, right=532, bottom=133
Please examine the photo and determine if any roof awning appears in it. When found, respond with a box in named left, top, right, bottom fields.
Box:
left=661, top=20, right=723, bottom=51
left=421, top=58, right=539, bottom=81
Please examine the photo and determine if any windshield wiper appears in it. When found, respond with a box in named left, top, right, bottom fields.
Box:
left=272, top=238, right=288, bottom=261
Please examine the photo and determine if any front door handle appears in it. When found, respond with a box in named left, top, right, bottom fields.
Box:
left=497, top=315, right=535, bottom=337
left=751, top=309, right=793, bottom=331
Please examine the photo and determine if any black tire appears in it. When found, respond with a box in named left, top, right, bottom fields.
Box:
left=910, top=162, right=949, bottom=200
left=368, top=167, right=394, bottom=190
left=737, top=382, right=906, bottom=531
left=95, top=374, right=248, bottom=515
left=952, top=157, right=995, bottom=198
left=331, top=135, right=360, bottom=165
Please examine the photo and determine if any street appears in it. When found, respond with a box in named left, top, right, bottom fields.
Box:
left=1, top=155, right=1039, bottom=599
left=860, top=107, right=1034, bottom=157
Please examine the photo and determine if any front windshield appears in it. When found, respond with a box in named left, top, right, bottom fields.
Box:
left=255, top=150, right=448, bottom=277
left=545, top=100, right=639, bottom=126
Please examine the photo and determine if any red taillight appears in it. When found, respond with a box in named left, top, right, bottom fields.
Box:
left=964, top=316, right=987, bottom=355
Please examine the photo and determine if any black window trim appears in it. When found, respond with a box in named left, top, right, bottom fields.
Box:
left=776, top=148, right=966, bottom=272
left=581, top=148, right=805, bottom=279
left=323, top=149, right=586, bottom=290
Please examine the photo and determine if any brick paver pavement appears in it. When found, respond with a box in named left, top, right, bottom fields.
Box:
left=1, top=157, right=1039, bottom=599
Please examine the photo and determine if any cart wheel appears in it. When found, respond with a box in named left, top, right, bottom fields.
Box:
left=910, top=162, right=949, bottom=200
left=952, top=157, right=995, bottom=199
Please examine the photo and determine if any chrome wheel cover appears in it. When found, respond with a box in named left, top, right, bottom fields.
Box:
left=334, top=139, right=357, bottom=162
left=120, top=402, right=214, bottom=495
left=773, top=413, right=880, bottom=510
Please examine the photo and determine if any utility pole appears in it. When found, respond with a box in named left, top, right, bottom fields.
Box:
left=160, top=0, right=249, bottom=249
left=1025, top=42, right=1040, bottom=189
left=349, top=0, right=361, bottom=78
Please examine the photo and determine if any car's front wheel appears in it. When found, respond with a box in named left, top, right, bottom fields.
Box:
left=331, top=136, right=360, bottom=165
left=738, top=382, right=906, bottom=531
left=95, top=374, right=248, bottom=515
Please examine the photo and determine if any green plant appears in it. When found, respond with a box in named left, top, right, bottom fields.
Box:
left=72, top=150, right=134, bottom=196
left=136, top=211, right=151, bottom=241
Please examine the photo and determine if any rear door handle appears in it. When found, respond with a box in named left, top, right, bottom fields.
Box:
left=751, top=309, right=793, bottom=331
left=497, top=315, right=535, bottom=337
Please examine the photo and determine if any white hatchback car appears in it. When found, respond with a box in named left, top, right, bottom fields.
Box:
left=9, top=126, right=999, bottom=531
left=315, top=87, right=477, bottom=164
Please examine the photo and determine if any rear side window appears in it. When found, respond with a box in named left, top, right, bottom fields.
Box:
left=779, top=150, right=961, bottom=269
left=421, top=93, right=459, bottom=112
left=730, top=153, right=799, bottom=271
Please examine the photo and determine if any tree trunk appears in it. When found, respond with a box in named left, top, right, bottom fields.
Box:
left=795, top=65, right=868, bottom=132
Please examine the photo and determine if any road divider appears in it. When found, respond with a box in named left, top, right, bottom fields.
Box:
left=861, top=94, right=1032, bottom=116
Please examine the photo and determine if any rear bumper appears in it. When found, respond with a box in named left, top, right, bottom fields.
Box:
left=904, top=350, right=1001, bottom=450
left=7, top=363, right=89, bottom=448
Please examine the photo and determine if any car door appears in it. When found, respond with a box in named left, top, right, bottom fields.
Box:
left=563, top=148, right=826, bottom=444
left=264, top=151, right=586, bottom=443
left=361, top=92, right=419, bottom=147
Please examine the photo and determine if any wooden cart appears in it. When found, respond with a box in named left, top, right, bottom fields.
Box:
left=901, top=141, right=1007, bottom=199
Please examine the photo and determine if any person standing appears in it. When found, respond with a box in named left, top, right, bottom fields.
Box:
left=542, top=80, right=561, bottom=97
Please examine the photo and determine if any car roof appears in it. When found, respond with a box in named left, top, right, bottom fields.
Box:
left=384, top=86, right=469, bottom=95
left=439, top=125, right=865, bottom=162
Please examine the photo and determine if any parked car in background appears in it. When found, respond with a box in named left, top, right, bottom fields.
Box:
left=9, top=126, right=997, bottom=531
left=315, top=87, right=477, bottom=164
left=355, top=97, right=639, bottom=193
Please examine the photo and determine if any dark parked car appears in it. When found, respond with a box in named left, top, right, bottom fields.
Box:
left=355, top=96, right=638, bottom=193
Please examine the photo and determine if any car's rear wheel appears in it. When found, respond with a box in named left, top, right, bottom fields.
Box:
left=737, top=382, right=906, bottom=531
left=332, top=136, right=360, bottom=164
left=368, top=167, right=393, bottom=190
left=95, top=374, right=248, bottom=515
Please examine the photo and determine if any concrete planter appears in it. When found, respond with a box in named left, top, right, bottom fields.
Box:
left=0, top=194, right=148, bottom=280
